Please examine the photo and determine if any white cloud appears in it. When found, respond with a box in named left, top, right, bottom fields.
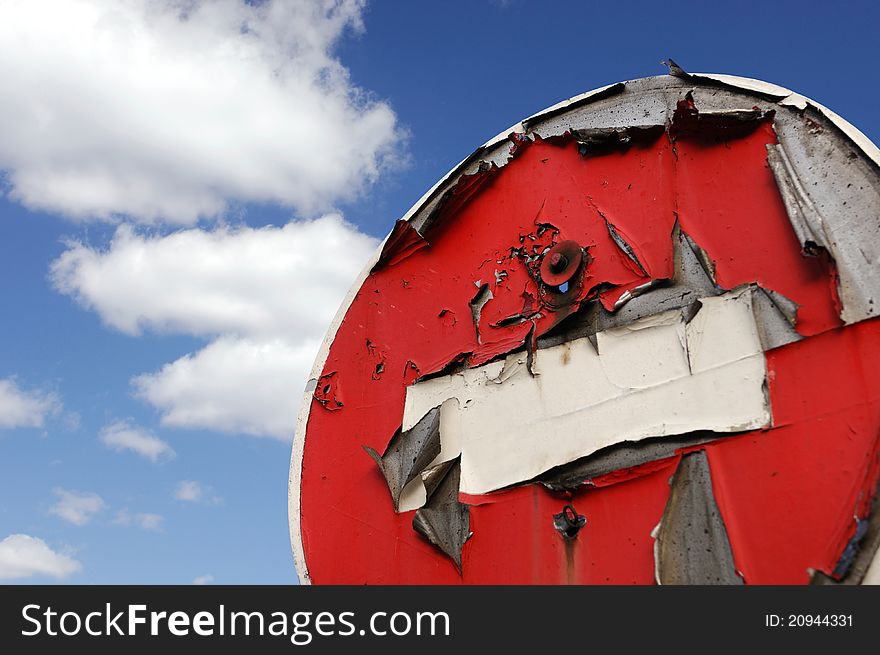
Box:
left=49, top=488, right=105, bottom=526
left=53, top=216, right=378, bottom=439
left=134, top=336, right=317, bottom=439
left=50, top=215, right=377, bottom=339
left=0, top=378, right=61, bottom=429
left=174, top=480, right=203, bottom=502
left=99, top=420, right=175, bottom=462
left=192, top=574, right=214, bottom=585
left=113, top=509, right=164, bottom=532
left=0, top=534, right=81, bottom=580
left=0, top=0, right=402, bottom=223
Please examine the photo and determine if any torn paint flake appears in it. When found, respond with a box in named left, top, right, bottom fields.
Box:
left=670, top=92, right=774, bottom=140
left=421, top=162, right=500, bottom=237
left=412, top=458, right=470, bottom=573
left=765, top=143, right=825, bottom=251
left=653, top=451, right=743, bottom=585
left=402, top=359, right=421, bottom=386
left=538, top=431, right=722, bottom=492
left=365, top=339, right=387, bottom=381
left=468, top=283, right=493, bottom=344
left=680, top=231, right=716, bottom=286
left=313, top=372, right=343, bottom=411
left=566, top=125, right=666, bottom=157
left=750, top=286, right=801, bottom=351
left=663, top=60, right=791, bottom=102
left=602, top=217, right=647, bottom=276
left=363, top=406, right=441, bottom=511
left=371, top=219, right=429, bottom=272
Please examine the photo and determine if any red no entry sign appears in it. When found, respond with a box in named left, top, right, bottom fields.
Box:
left=290, top=71, right=880, bottom=585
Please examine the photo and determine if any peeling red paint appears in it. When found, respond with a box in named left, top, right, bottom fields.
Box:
left=299, top=103, right=872, bottom=583
left=673, top=120, right=841, bottom=336
left=365, top=339, right=386, bottom=381
left=402, top=359, right=420, bottom=386
left=705, top=318, right=880, bottom=583
left=588, top=456, right=681, bottom=489
left=313, top=372, right=343, bottom=412
left=371, top=219, right=429, bottom=271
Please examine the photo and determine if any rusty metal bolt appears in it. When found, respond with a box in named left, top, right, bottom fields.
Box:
left=553, top=504, right=587, bottom=539
left=549, top=252, right=568, bottom=274
left=540, top=240, right=584, bottom=287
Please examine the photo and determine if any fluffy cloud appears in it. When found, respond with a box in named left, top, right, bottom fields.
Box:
left=192, top=574, right=215, bottom=585
left=49, top=488, right=105, bottom=526
left=0, top=378, right=61, bottom=429
left=0, top=534, right=81, bottom=580
left=0, top=0, right=402, bottom=223
left=99, top=420, right=175, bottom=462
left=50, top=215, right=376, bottom=339
left=54, top=216, right=378, bottom=439
left=133, top=336, right=318, bottom=439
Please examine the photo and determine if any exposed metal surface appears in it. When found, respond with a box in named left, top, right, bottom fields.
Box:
left=767, top=130, right=880, bottom=324
left=468, top=283, right=493, bottom=344
left=750, top=286, right=802, bottom=351
left=363, top=406, right=441, bottom=511
left=412, top=459, right=470, bottom=573
left=290, top=69, right=880, bottom=585
left=654, top=451, right=743, bottom=585
left=539, top=430, right=722, bottom=492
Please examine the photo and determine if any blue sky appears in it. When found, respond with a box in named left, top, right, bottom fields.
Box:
left=0, top=0, right=877, bottom=584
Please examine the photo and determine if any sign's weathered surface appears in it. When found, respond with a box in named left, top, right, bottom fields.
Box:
left=290, top=70, right=880, bottom=585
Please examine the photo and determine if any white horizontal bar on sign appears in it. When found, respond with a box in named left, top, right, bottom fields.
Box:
left=401, top=288, right=771, bottom=498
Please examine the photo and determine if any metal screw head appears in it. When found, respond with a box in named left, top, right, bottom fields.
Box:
left=549, top=252, right=568, bottom=273
left=540, top=240, right=584, bottom=287
left=553, top=504, right=587, bottom=539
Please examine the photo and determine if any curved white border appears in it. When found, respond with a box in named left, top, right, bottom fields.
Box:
left=288, top=73, right=880, bottom=584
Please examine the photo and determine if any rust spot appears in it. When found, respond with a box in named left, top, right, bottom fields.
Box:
left=561, top=342, right=572, bottom=366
